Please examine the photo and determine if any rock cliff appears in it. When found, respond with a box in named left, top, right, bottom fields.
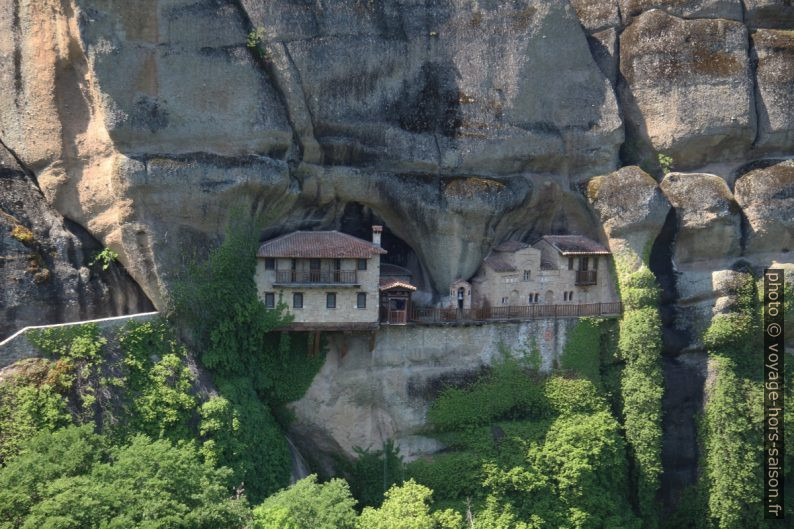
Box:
left=1, top=0, right=793, bottom=511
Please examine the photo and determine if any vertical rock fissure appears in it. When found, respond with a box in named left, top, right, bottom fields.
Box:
left=650, top=208, right=704, bottom=513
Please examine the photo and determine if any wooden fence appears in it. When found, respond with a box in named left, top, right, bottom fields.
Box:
left=409, top=302, right=622, bottom=324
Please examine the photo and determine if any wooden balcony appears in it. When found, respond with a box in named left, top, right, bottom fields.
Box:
left=405, top=302, right=622, bottom=324
left=575, top=270, right=597, bottom=285
left=274, top=269, right=358, bottom=285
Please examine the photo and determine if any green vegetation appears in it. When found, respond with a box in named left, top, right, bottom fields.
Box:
left=559, top=317, right=605, bottom=385
left=0, top=360, right=71, bottom=464
left=0, top=426, right=250, bottom=529
left=615, top=265, right=664, bottom=526
left=695, top=275, right=794, bottom=528
left=90, top=247, right=119, bottom=270
left=359, top=480, right=463, bottom=529
left=426, top=354, right=548, bottom=432
left=657, top=153, right=674, bottom=176
left=252, top=474, right=357, bottom=529
left=348, top=440, right=405, bottom=508
left=398, top=346, right=640, bottom=527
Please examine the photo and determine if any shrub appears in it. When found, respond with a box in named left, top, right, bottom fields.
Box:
left=544, top=376, right=607, bottom=416
left=427, top=357, right=548, bottom=431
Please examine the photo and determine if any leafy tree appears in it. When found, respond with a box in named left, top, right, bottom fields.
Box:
left=0, top=426, right=249, bottom=529
left=358, top=480, right=463, bottom=529
left=252, top=474, right=357, bottom=529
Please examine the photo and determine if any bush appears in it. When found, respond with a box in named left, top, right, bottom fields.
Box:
left=0, top=368, right=71, bottom=463
left=117, top=319, right=197, bottom=442
left=427, top=357, right=548, bottom=431
left=544, top=376, right=607, bottom=417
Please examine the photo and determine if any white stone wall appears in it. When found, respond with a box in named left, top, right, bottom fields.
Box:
left=255, top=257, right=381, bottom=323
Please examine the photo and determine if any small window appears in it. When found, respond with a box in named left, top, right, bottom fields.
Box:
left=357, top=292, right=367, bottom=309
left=357, top=258, right=367, bottom=271
left=523, top=270, right=531, bottom=281
left=528, top=294, right=534, bottom=304
left=326, top=292, right=336, bottom=309
left=265, top=258, right=275, bottom=270
left=264, top=292, right=275, bottom=309
left=563, top=292, right=568, bottom=301
left=501, top=297, right=509, bottom=305
left=568, top=257, right=574, bottom=270
left=293, top=292, right=303, bottom=309
left=570, top=291, right=575, bottom=301
left=535, top=293, right=540, bottom=303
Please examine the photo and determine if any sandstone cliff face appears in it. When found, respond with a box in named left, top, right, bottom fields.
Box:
left=0, top=144, right=152, bottom=340
left=2, top=0, right=791, bottom=312
left=1, top=0, right=793, bottom=507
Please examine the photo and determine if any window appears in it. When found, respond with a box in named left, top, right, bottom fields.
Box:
left=563, top=292, right=568, bottom=301
left=501, top=297, right=509, bottom=305
left=265, top=258, right=275, bottom=270
left=357, top=292, right=367, bottom=309
left=326, top=292, right=336, bottom=309
left=570, top=291, right=574, bottom=301
left=593, top=257, right=598, bottom=270
left=534, top=293, right=540, bottom=303
left=293, top=292, right=303, bottom=309
left=523, top=270, right=531, bottom=281
left=264, top=292, right=275, bottom=309
left=357, top=258, right=367, bottom=271
left=528, top=294, right=534, bottom=304
left=568, top=257, right=574, bottom=270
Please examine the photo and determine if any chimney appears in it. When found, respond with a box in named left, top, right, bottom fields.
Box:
left=372, top=225, right=383, bottom=247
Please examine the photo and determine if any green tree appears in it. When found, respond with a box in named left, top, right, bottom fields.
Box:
left=0, top=426, right=249, bottom=529
left=252, top=474, right=357, bottom=529
left=358, top=480, right=463, bottom=529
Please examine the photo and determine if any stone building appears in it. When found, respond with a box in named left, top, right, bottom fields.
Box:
left=255, top=227, right=386, bottom=330
left=469, top=235, right=616, bottom=308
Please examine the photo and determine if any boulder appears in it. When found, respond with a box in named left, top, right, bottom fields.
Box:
left=619, top=10, right=755, bottom=169
left=587, top=165, right=671, bottom=269
left=660, top=172, right=741, bottom=265
left=733, top=160, right=794, bottom=260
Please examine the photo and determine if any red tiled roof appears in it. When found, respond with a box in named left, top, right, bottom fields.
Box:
left=257, top=231, right=387, bottom=258
left=494, top=240, right=529, bottom=252
left=484, top=255, right=517, bottom=273
left=541, top=235, right=610, bottom=255
left=379, top=278, right=417, bottom=291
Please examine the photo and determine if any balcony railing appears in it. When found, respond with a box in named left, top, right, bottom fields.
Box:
left=575, top=270, right=597, bottom=285
left=275, top=269, right=358, bottom=285
left=407, top=302, right=622, bottom=324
